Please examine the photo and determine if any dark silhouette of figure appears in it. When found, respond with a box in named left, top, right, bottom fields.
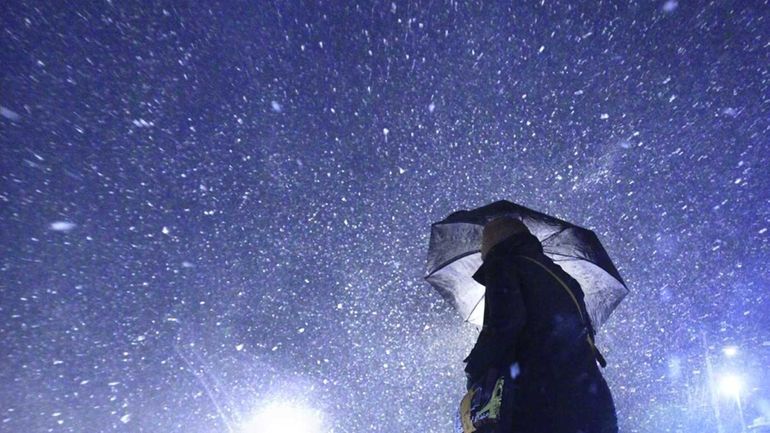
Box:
left=463, top=217, right=618, bottom=433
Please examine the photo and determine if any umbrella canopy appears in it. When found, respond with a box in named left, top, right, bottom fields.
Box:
left=425, top=200, right=628, bottom=329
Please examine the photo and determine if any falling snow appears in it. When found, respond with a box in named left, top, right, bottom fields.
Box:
left=663, top=1, right=679, bottom=13
left=1, top=2, right=768, bottom=433
left=1, top=106, right=21, bottom=121
left=131, top=118, right=153, bottom=128
left=49, top=221, right=77, bottom=233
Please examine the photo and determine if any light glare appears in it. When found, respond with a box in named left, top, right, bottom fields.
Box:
left=718, top=373, right=743, bottom=397
left=241, top=402, right=322, bottom=433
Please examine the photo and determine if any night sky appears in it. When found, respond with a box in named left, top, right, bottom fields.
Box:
left=1, top=1, right=769, bottom=432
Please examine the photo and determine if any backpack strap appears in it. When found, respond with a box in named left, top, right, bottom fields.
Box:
left=516, top=255, right=607, bottom=368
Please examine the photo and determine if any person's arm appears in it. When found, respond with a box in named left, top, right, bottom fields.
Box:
left=464, top=254, right=527, bottom=381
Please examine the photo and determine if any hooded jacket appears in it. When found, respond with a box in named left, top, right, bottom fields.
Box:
left=463, top=230, right=618, bottom=433
left=464, top=229, right=599, bottom=376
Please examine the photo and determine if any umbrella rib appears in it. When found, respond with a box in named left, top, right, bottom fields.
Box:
left=544, top=251, right=585, bottom=260
left=465, top=293, right=485, bottom=323
left=425, top=250, right=481, bottom=277
left=539, top=227, right=568, bottom=244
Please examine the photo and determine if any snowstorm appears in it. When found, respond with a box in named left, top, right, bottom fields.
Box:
left=1, top=1, right=768, bottom=433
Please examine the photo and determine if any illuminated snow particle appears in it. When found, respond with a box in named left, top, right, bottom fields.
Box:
left=0, top=106, right=20, bottom=121
left=50, top=221, right=76, bottom=232
left=509, top=363, right=520, bottom=379
left=271, top=101, right=283, bottom=112
left=120, top=414, right=131, bottom=424
left=132, top=118, right=153, bottom=127
left=662, top=0, right=678, bottom=12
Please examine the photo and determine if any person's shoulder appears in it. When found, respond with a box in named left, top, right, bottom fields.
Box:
left=480, top=253, right=524, bottom=285
left=483, top=250, right=523, bottom=268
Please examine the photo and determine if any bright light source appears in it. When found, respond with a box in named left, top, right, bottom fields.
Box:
left=240, top=402, right=323, bottom=433
left=718, top=373, right=743, bottom=397
left=722, top=346, right=738, bottom=357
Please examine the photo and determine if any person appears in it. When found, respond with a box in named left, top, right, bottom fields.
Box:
left=463, top=217, right=618, bottom=433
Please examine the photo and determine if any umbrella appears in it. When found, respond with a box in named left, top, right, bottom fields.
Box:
left=425, top=200, right=628, bottom=329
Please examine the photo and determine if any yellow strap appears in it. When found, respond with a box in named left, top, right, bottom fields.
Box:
left=459, top=388, right=477, bottom=433
left=515, top=255, right=599, bottom=356
left=459, top=378, right=505, bottom=431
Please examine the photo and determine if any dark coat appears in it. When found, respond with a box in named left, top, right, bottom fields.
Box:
left=463, top=231, right=618, bottom=433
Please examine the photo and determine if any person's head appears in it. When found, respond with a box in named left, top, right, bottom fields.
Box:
left=481, top=217, right=529, bottom=260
